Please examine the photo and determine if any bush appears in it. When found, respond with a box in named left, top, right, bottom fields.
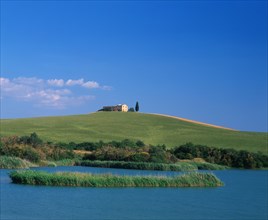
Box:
left=148, top=145, right=171, bottom=163
left=136, top=140, right=145, bottom=147
left=48, top=148, right=75, bottom=161
left=1, top=133, right=76, bottom=164
left=19, top=132, right=43, bottom=147
left=0, top=156, right=35, bottom=169
left=128, top=107, right=135, bottom=112
left=129, top=152, right=150, bottom=162
left=22, top=147, right=41, bottom=163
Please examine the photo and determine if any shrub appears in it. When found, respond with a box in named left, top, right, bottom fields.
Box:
left=48, top=148, right=75, bottom=161
left=22, top=147, right=41, bottom=163
left=19, top=132, right=43, bottom=147
left=128, top=107, right=135, bottom=112
left=136, top=140, right=145, bottom=147
left=0, top=156, right=35, bottom=169
left=129, top=152, right=150, bottom=162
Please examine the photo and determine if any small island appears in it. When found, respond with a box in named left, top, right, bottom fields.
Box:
left=9, top=170, right=223, bottom=188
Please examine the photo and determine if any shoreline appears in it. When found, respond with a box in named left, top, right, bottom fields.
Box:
left=1, top=156, right=228, bottom=171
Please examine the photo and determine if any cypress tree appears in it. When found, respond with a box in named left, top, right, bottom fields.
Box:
left=135, top=101, right=139, bottom=112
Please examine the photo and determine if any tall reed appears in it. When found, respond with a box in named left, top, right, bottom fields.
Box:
left=0, top=156, right=36, bottom=169
left=76, top=160, right=227, bottom=171
left=9, top=170, right=224, bottom=187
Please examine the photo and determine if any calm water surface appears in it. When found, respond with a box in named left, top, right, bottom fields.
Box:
left=0, top=166, right=267, bottom=220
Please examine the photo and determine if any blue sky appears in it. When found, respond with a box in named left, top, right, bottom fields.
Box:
left=0, top=1, right=267, bottom=132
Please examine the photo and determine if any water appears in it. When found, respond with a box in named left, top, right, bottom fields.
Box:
left=1, top=167, right=267, bottom=220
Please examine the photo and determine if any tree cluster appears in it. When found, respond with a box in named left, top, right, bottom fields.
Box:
left=172, top=143, right=268, bottom=169
left=0, top=134, right=76, bottom=163
left=83, top=144, right=177, bottom=164
left=1, top=133, right=267, bottom=169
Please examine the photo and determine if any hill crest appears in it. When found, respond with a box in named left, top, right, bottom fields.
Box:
left=150, top=113, right=236, bottom=131
left=0, top=112, right=266, bottom=153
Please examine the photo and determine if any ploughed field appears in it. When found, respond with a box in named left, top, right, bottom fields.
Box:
left=1, top=112, right=266, bottom=153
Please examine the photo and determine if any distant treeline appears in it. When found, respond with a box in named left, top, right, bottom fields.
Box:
left=65, top=139, right=267, bottom=169
left=172, top=143, right=268, bottom=169
left=59, top=139, right=147, bottom=151
left=1, top=133, right=267, bottom=169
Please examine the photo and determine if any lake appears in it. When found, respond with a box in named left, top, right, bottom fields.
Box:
left=1, top=166, right=267, bottom=220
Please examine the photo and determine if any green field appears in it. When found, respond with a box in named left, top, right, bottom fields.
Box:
left=0, top=112, right=267, bottom=153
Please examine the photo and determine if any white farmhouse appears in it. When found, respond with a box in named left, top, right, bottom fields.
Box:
left=102, top=104, right=129, bottom=112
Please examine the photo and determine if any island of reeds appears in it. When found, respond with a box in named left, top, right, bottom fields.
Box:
left=9, top=170, right=224, bottom=187
left=77, top=160, right=228, bottom=171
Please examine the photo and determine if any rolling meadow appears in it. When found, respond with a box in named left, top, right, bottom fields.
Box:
left=1, top=112, right=266, bottom=154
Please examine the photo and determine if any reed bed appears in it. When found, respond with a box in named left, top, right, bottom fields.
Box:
left=188, top=162, right=228, bottom=170
left=0, top=156, right=36, bottom=169
left=77, top=160, right=227, bottom=171
left=9, top=170, right=224, bottom=187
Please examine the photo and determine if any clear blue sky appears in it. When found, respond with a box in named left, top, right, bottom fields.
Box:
left=1, top=0, right=267, bottom=132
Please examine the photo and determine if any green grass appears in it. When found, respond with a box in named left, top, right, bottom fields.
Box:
left=1, top=112, right=267, bottom=153
left=77, top=160, right=227, bottom=171
left=0, top=156, right=36, bottom=169
left=186, top=161, right=228, bottom=170
left=9, top=170, right=224, bottom=187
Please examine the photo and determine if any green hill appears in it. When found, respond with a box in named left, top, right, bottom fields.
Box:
left=0, top=112, right=267, bottom=154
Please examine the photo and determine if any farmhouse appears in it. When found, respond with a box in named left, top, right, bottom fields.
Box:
left=101, top=104, right=128, bottom=112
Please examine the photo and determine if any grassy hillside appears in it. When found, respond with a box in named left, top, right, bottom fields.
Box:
left=0, top=112, right=267, bottom=154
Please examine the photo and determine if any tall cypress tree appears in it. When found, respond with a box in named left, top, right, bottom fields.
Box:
left=135, top=101, right=139, bottom=112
